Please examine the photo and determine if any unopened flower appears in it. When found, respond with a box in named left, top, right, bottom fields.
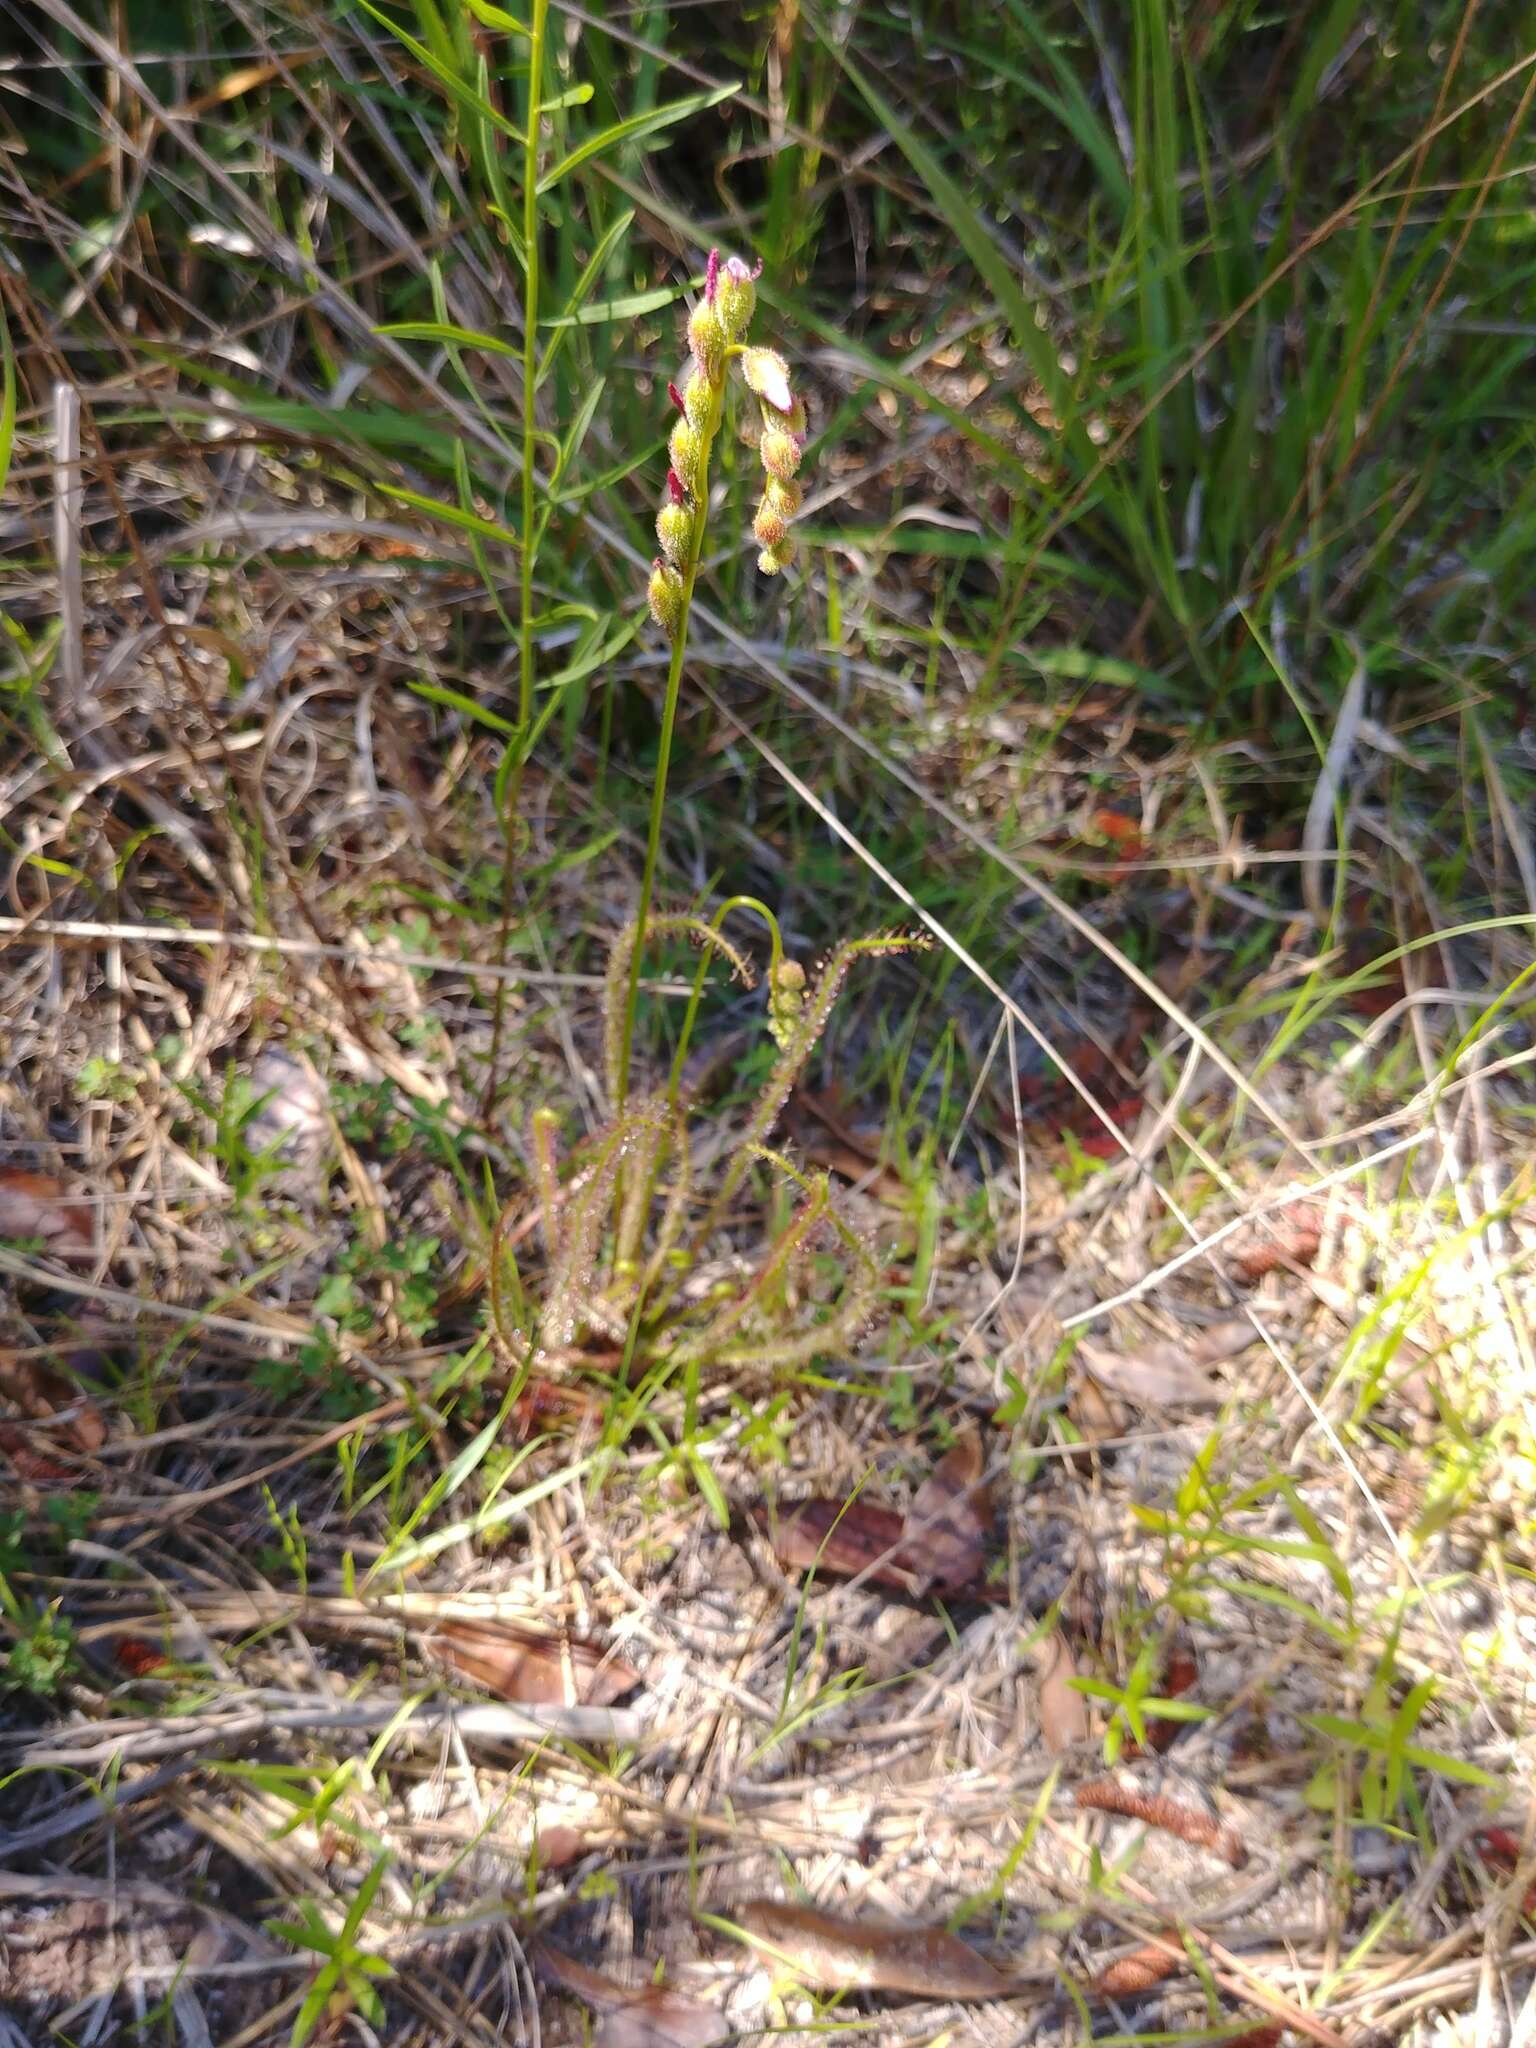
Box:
left=763, top=476, right=802, bottom=520
left=753, top=500, right=787, bottom=550
left=682, top=370, right=712, bottom=435
left=757, top=536, right=797, bottom=577
left=688, top=299, right=725, bottom=384
left=715, top=255, right=760, bottom=344
left=668, top=419, right=702, bottom=493
left=656, top=500, right=691, bottom=564
left=760, top=426, right=801, bottom=482
left=647, top=558, right=685, bottom=640
left=767, top=956, right=806, bottom=1048
left=740, top=346, right=793, bottom=414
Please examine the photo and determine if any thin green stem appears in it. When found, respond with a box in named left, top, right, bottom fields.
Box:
left=614, top=373, right=725, bottom=1109
left=483, top=0, right=548, bottom=1116
left=666, top=895, right=782, bottom=1109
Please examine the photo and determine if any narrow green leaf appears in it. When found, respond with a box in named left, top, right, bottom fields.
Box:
left=378, top=483, right=518, bottom=546
left=410, top=681, right=519, bottom=734
left=352, top=0, right=524, bottom=148
left=463, top=0, right=528, bottom=31
left=374, top=320, right=518, bottom=356
left=538, top=83, right=738, bottom=192
left=540, top=279, right=694, bottom=329
left=822, top=37, right=1071, bottom=424
left=537, top=208, right=636, bottom=383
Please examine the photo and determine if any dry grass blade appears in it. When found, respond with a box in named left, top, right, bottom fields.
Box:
left=724, top=1899, right=1019, bottom=1999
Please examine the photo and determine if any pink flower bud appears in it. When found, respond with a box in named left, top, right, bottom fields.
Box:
left=666, top=467, right=688, bottom=505
left=704, top=248, right=721, bottom=305
left=667, top=380, right=687, bottom=414
left=715, top=254, right=760, bottom=343
left=740, top=346, right=793, bottom=414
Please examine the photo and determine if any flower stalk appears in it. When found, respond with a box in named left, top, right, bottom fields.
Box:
left=616, top=252, right=808, bottom=1109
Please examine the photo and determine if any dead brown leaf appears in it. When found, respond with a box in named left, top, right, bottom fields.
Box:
left=1034, top=1630, right=1089, bottom=1753
left=1069, top=1370, right=1123, bottom=1448
left=424, top=1621, right=638, bottom=1707
left=536, top=1941, right=727, bottom=2048
left=1078, top=1319, right=1256, bottom=1410
left=753, top=1498, right=916, bottom=1592
left=0, top=1170, right=93, bottom=1258
left=0, top=1351, right=105, bottom=1455
left=726, top=1899, right=1017, bottom=2000
left=1227, top=1202, right=1322, bottom=1282
left=904, top=1425, right=993, bottom=1595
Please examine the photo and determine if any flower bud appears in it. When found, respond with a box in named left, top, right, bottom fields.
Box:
left=752, top=499, right=787, bottom=551
left=687, top=300, right=725, bottom=383
left=668, top=419, right=701, bottom=493
left=767, top=956, right=806, bottom=1049
left=656, top=500, right=691, bottom=564
left=682, top=370, right=712, bottom=435
left=646, top=559, right=685, bottom=640
left=715, top=255, right=759, bottom=343
left=760, top=426, right=801, bottom=482
left=740, top=346, right=793, bottom=414
left=763, top=476, right=802, bottom=520
left=783, top=396, right=809, bottom=436
left=757, top=536, right=797, bottom=576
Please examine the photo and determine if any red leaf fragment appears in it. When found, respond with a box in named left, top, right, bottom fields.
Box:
left=1474, top=1827, right=1536, bottom=1915
left=115, top=1637, right=171, bottom=1679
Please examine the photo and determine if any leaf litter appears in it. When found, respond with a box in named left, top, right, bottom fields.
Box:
left=722, top=1898, right=1022, bottom=2000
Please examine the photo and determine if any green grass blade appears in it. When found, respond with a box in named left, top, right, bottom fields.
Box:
left=538, top=83, right=738, bottom=192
